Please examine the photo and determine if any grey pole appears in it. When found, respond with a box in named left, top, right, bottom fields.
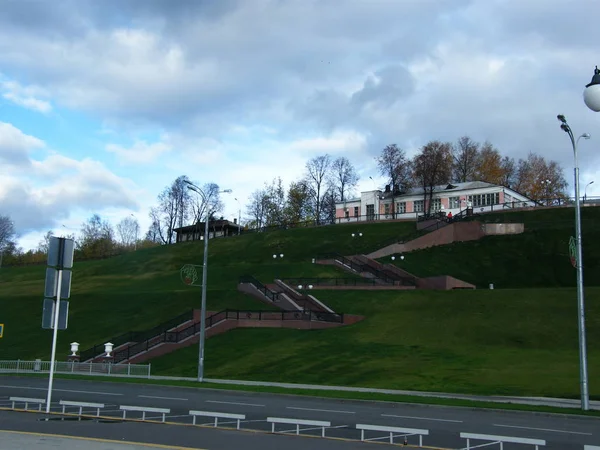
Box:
left=198, top=205, right=210, bottom=382
left=557, top=115, right=590, bottom=410
left=185, top=181, right=231, bottom=383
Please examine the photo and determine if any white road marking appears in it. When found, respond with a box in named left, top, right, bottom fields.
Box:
left=0, top=385, right=122, bottom=396
left=493, top=424, right=593, bottom=436
left=205, top=400, right=265, bottom=407
left=138, top=395, right=188, bottom=401
left=381, top=414, right=463, bottom=423
left=286, top=406, right=356, bottom=414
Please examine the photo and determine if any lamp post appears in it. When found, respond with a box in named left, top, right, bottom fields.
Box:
left=234, top=198, right=241, bottom=235
left=540, top=179, right=552, bottom=206
left=583, top=66, right=600, bottom=112
left=273, top=253, right=284, bottom=280
left=351, top=232, right=363, bottom=255
left=584, top=181, right=594, bottom=203
left=556, top=114, right=591, bottom=411
left=184, top=180, right=232, bottom=382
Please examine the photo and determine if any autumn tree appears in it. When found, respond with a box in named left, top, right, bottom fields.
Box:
left=330, top=156, right=359, bottom=202
left=452, top=136, right=480, bottom=182
left=513, top=153, right=568, bottom=204
left=284, top=181, right=312, bottom=224
left=376, top=144, right=412, bottom=218
left=472, top=142, right=507, bottom=185
left=304, top=154, right=333, bottom=224
left=412, top=141, right=453, bottom=215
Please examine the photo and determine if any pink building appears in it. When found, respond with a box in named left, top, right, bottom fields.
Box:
left=335, top=181, right=534, bottom=222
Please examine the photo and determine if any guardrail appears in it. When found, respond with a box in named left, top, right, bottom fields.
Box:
left=267, top=416, right=331, bottom=437
left=120, top=405, right=170, bottom=422
left=357, top=423, right=429, bottom=446
left=460, top=432, right=545, bottom=449
left=60, top=400, right=104, bottom=417
left=239, top=275, right=280, bottom=302
left=189, top=410, right=246, bottom=429
left=0, top=360, right=151, bottom=378
left=9, top=397, right=46, bottom=411
left=282, top=277, right=378, bottom=287
left=585, top=446, right=600, bottom=450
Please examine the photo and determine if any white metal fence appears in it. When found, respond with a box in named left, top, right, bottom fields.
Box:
left=0, top=360, right=151, bottom=378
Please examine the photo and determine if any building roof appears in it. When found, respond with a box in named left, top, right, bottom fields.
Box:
left=382, top=181, right=498, bottom=198
left=173, top=219, right=241, bottom=233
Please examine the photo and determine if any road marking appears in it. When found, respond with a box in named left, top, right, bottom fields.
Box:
left=0, top=431, right=206, bottom=449
left=205, top=400, right=265, bottom=407
left=493, top=424, right=593, bottom=436
left=382, top=414, right=463, bottom=423
left=0, top=385, right=122, bottom=396
left=286, top=406, right=356, bottom=414
left=138, top=395, right=188, bottom=401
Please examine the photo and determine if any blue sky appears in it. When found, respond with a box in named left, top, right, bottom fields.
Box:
left=1, top=0, right=600, bottom=251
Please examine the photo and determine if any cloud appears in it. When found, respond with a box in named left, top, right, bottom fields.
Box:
left=1, top=78, right=52, bottom=113
left=0, top=122, right=44, bottom=167
left=106, top=139, right=172, bottom=164
left=0, top=123, right=141, bottom=235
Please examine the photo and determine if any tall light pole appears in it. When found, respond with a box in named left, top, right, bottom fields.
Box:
left=183, top=180, right=232, bottom=382
left=584, top=181, right=594, bottom=203
left=556, top=114, right=591, bottom=411
left=234, top=197, right=241, bottom=235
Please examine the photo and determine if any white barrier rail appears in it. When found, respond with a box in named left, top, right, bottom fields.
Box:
left=0, top=360, right=151, bottom=378
left=357, top=423, right=429, bottom=446
left=9, top=397, right=46, bottom=411
left=267, top=417, right=331, bottom=437
left=460, top=432, right=545, bottom=449
left=60, top=400, right=105, bottom=417
left=189, top=410, right=246, bottom=429
left=119, top=405, right=170, bottom=422
left=584, top=446, right=600, bottom=450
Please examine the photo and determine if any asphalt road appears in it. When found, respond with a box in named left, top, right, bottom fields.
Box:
left=1, top=376, right=599, bottom=449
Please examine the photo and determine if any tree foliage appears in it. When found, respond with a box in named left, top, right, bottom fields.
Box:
left=376, top=144, right=412, bottom=218
left=412, top=140, right=453, bottom=214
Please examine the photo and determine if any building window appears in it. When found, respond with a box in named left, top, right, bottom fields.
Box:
left=397, top=202, right=406, bottom=214
left=449, top=196, right=460, bottom=209
left=366, top=204, right=375, bottom=220
left=354, top=206, right=359, bottom=217
left=431, top=198, right=442, bottom=211
left=344, top=209, right=349, bottom=218
left=414, top=200, right=424, bottom=213
left=468, top=193, right=500, bottom=207
left=384, top=203, right=390, bottom=215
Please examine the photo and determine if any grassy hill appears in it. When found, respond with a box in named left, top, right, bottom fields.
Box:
left=1, top=207, right=599, bottom=399
left=388, top=206, right=600, bottom=288
left=150, top=287, right=600, bottom=398
left=0, top=221, right=414, bottom=360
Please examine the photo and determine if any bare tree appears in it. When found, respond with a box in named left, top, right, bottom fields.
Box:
left=145, top=216, right=163, bottom=243
left=330, top=156, right=359, bottom=202
left=376, top=144, right=412, bottom=218
left=152, top=176, right=197, bottom=245
left=116, top=216, right=140, bottom=247
left=500, top=156, right=517, bottom=187
left=0, top=215, right=16, bottom=251
left=79, top=214, right=115, bottom=257
left=412, top=140, right=453, bottom=215
left=246, top=188, right=270, bottom=230
left=37, top=230, right=54, bottom=253
left=452, top=136, right=480, bottom=182
left=514, top=153, right=568, bottom=204
left=304, top=154, right=333, bottom=224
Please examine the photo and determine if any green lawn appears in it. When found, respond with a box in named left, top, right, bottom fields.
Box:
left=150, top=287, right=600, bottom=399
left=0, top=221, right=415, bottom=360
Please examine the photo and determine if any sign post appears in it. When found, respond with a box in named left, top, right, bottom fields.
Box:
left=0, top=323, right=4, bottom=338
left=44, top=237, right=74, bottom=414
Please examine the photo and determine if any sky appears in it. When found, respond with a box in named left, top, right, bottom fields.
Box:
left=1, top=0, right=600, bottom=251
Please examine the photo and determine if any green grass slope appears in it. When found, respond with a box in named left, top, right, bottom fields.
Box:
left=150, top=287, right=600, bottom=399
left=0, top=221, right=414, bottom=360
left=387, top=206, right=600, bottom=288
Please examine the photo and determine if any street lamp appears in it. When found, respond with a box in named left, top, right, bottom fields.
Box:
left=584, top=181, right=594, bottom=203
left=583, top=66, right=600, bottom=112
left=234, top=198, right=241, bottom=236
left=556, top=114, right=591, bottom=411
left=540, top=179, right=552, bottom=206
left=183, top=180, right=232, bottom=382
left=391, top=255, right=404, bottom=261
left=351, top=232, right=363, bottom=255
left=273, top=253, right=284, bottom=280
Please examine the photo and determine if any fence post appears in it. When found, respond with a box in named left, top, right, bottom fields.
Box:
left=128, top=363, right=131, bottom=376
left=148, top=363, right=151, bottom=378
left=259, top=311, right=262, bottom=320
left=16, top=359, right=20, bottom=373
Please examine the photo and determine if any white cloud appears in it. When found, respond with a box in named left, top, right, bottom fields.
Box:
left=0, top=122, right=45, bottom=166
left=1, top=79, right=52, bottom=113
left=106, top=139, right=172, bottom=164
